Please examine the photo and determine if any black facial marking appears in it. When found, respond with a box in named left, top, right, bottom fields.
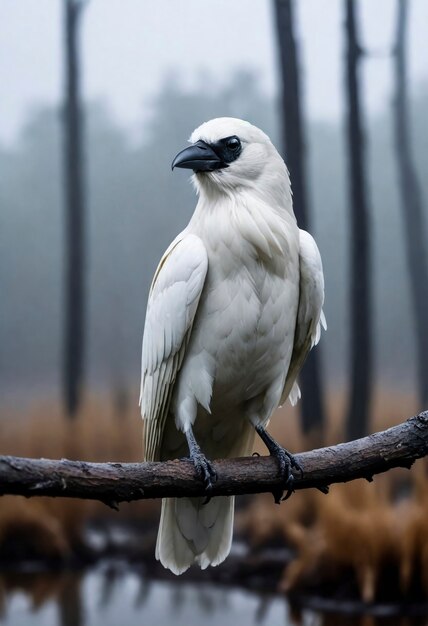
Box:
left=209, top=135, right=242, bottom=165
left=172, top=135, right=243, bottom=173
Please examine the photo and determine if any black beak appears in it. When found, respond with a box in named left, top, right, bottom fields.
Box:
left=171, top=140, right=227, bottom=172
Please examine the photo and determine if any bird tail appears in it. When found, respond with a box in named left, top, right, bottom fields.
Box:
left=155, top=495, right=234, bottom=575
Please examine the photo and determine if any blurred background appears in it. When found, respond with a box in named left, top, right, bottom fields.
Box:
left=1, top=0, right=428, bottom=624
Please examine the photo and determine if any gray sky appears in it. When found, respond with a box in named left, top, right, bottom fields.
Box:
left=1, top=0, right=428, bottom=146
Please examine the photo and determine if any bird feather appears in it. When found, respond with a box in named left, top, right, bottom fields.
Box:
left=281, top=229, right=326, bottom=406
left=140, top=232, right=208, bottom=461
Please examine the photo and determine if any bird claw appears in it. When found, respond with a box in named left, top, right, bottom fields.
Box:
left=190, top=450, right=217, bottom=494
left=270, top=445, right=302, bottom=503
left=184, top=427, right=217, bottom=500
left=255, top=425, right=303, bottom=503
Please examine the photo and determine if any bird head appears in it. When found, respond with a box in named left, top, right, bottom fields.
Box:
left=172, top=118, right=290, bottom=204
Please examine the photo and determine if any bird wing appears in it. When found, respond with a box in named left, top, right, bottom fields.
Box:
left=140, top=232, right=208, bottom=461
left=280, top=229, right=326, bottom=406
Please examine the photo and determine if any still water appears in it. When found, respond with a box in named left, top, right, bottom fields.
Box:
left=1, top=566, right=427, bottom=626
left=0, top=566, right=308, bottom=626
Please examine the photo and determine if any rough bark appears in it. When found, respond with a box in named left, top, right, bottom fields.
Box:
left=344, top=0, right=372, bottom=440
left=393, top=0, right=428, bottom=407
left=273, top=0, right=326, bottom=435
left=0, top=412, right=426, bottom=507
left=63, top=0, right=87, bottom=417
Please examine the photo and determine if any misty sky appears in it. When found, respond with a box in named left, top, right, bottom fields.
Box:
left=1, top=0, right=428, bottom=146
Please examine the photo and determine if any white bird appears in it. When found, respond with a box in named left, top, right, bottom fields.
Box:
left=140, top=117, right=326, bottom=575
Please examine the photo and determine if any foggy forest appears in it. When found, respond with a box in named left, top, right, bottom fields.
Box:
left=1, top=1, right=428, bottom=625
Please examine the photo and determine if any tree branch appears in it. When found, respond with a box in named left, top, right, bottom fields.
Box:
left=0, top=412, right=427, bottom=508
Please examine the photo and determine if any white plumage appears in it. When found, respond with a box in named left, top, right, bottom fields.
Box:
left=140, top=117, right=325, bottom=575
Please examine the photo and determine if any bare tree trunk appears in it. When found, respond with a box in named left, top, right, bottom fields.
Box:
left=393, top=0, right=428, bottom=408
left=273, top=0, right=326, bottom=436
left=344, top=0, right=372, bottom=440
left=63, top=0, right=87, bottom=416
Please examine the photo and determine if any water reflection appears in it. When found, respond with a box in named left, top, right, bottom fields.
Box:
left=314, top=616, right=428, bottom=626
left=0, top=568, right=427, bottom=626
left=0, top=568, right=288, bottom=626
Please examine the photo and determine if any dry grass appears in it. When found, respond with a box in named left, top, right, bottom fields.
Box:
left=0, top=391, right=160, bottom=558
left=268, top=387, right=420, bottom=452
left=240, top=388, right=428, bottom=603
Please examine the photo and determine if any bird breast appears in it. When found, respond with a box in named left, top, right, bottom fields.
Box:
left=178, top=203, right=300, bottom=415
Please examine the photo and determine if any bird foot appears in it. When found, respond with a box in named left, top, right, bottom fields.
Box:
left=184, top=427, right=217, bottom=503
left=272, top=447, right=298, bottom=503
left=278, top=447, right=303, bottom=502
left=190, top=448, right=217, bottom=494
left=255, top=425, right=303, bottom=503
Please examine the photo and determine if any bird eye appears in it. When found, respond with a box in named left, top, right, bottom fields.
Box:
left=225, top=136, right=241, bottom=151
